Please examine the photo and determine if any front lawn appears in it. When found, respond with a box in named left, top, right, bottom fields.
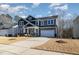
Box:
left=33, top=38, right=79, bottom=55
left=0, top=36, right=29, bottom=44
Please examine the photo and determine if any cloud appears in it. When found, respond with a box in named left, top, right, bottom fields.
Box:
left=32, top=3, right=40, bottom=8
left=50, top=3, right=62, bottom=8
left=49, top=3, right=68, bottom=11
left=7, top=6, right=28, bottom=13
left=0, top=4, right=10, bottom=8
left=19, top=15, right=27, bottom=18
left=35, top=14, right=42, bottom=18
left=49, top=4, right=68, bottom=16
left=0, top=4, right=29, bottom=14
left=48, top=11, right=51, bottom=14
left=0, top=4, right=10, bottom=11
left=54, top=4, right=68, bottom=11
left=13, top=6, right=28, bottom=11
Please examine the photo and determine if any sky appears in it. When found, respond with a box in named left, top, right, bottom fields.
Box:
left=0, top=3, right=79, bottom=20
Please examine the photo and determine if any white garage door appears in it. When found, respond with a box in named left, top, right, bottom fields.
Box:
left=41, top=30, right=55, bottom=37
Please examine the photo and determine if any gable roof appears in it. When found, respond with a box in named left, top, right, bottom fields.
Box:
left=23, top=18, right=36, bottom=26
left=26, top=15, right=36, bottom=20
left=19, top=17, right=37, bottom=27
left=18, top=15, right=58, bottom=27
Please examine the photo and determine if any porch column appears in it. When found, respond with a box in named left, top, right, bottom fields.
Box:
left=38, top=20, right=39, bottom=26
left=27, top=28, right=29, bottom=36
left=38, top=28, right=39, bottom=36
left=23, top=27, right=26, bottom=34
left=34, top=29, right=36, bottom=36
left=34, top=28, right=39, bottom=36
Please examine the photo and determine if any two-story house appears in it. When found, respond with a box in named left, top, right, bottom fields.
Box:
left=18, top=15, right=58, bottom=37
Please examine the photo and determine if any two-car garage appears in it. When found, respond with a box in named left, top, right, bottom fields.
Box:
left=40, top=30, right=56, bottom=37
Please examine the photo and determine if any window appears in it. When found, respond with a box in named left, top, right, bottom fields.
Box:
left=28, top=17, right=32, bottom=20
left=41, top=21, right=44, bottom=26
left=47, top=19, right=54, bottom=25
left=19, top=21, right=24, bottom=26
left=48, top=20, right=51, bottom=24
left=51, top=20, right=54, bottom=24
left=44, top=21, right=47, bottom=25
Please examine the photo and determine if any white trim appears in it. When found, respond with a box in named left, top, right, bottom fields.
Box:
left=25, top=26, right=56, bottom=29
left=25, top=23, right=29, bottom=26
left=40, top=27, right=57, bottom=28
left=26, top=26, right=39, bottom=29
left=37, top=20, right=39, bottom=26
left=23, top=19, right=36, bottom=26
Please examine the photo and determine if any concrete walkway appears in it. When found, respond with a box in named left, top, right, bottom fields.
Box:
left=0, top=37, right=68, bottom=55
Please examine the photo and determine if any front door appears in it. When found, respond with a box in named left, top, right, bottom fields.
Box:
left=29, top=28, right=34, bottom=36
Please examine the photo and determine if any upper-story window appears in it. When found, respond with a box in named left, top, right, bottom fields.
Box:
left=19, top=21, right=24, bottom=26
left=48, top=20, right=51, bottom=24
left=28, top=17, right=32, bottom=20
left=47, top=19, right=54, bottom=25
left=51, top=20, right=54, bottom=24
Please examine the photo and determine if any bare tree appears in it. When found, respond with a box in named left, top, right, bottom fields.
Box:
left=56, top=9, right=66, bottom=38
left=63, top=20, right=73, bottom=38
left=57, top=18, right=65, bottom=38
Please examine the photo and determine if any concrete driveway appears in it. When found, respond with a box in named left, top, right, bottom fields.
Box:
left=0, top=37, right=68, bottom=55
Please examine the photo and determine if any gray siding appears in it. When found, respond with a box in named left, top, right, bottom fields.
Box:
left=73, top=21, right=79, bottom=38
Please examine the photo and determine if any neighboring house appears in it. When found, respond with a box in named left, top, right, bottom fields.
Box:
left=0, top=25, right=18, bottom=36
left=18, top=15, right=58, bottom=37
left=0, top=14, right=18, bottom=36
left=0, top=29, right=9, bottom=36
left=73, top=16, right=79, bottom=38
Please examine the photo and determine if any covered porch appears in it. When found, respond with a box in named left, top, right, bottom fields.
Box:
left=24, top=26, right=39, bottom=37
